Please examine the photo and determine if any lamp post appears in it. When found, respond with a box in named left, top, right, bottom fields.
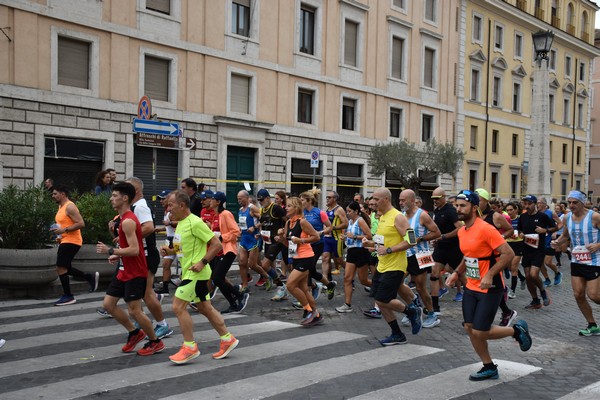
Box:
left=527, top=30, right=554, bottom=198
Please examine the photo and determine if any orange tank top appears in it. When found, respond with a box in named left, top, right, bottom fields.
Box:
left=55, top=200, right=83, bottom=246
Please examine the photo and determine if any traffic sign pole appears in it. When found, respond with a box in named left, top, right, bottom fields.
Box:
left=311, top=150, right=319, bottom=188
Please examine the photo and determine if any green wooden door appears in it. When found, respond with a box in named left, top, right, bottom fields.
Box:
left=226, top=146, right=255, bottom=216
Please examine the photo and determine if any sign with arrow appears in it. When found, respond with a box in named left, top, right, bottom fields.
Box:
left=132, top=118, right=179, bottom=136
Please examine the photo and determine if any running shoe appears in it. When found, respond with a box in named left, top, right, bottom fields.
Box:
left=543, top=278, right=552, bottom=287
left=88, top=272, right=100, bottom=292
left=247, top=274, right=253, bottom=284
left=579, top=326, right=600, bottom=337
left=170, top=344, right=200, bottom=364
left=379, top=334, right=407, bottom=346
left=422, top=313, right=440, bottom=328
left=408, top=305, right=422, bottom=335
left=312, top=282, right=323, bottom=300
left=469, top=366, right=499, bottom=381
left=212, top=335, right=239, bottom=359
left=154, top=282, right=169, bottom=295
left=291, top=301, right=303, bottom=310
left=265, top=278, right=273, bottom=291
left=221, top=304, right=237, bottom=314
left=401, top=315, right=410, bottom=326
left=331, top=267, right=341, bottom=275
left=236, top=293, right=250, bottom=313
left=154, top=324, right=173, bottom=339
left=541, top=291, right=552, bottom=307
left=407, top=281, right=416, bottom=289
left=453, top=292, right=463, bottom=302
left=255, top=276, right=267, bottom=287
left=156, top=293, right=167, bottom=304
left=171, top=276, right=182, bottom=287
left=554, top=272, right=563, bottom=286
left=122, top=329, right=146, bottom=353
left=499, top=310, right=518, bottom=327
left=364, top=286, right=371, bottom=293
left=514, top=320, right=532, bottom=351
left=238, top=285, right=250, bottom=295
left=210, top=287, right=220, bottom=300
left=96, top=307, right=112, bottom=318
left=433, top=308, right=442, bottom=317
left=336, top=303, right=353, bottom=313
left=306, top=313, right=324, bottom=326
left=438, top=287, right=449, bottom=299
left=0, top=339, right=5, bottom=349
left=363, top=308, right=382, bottom=319
left=508, top=289, right=516, bottom=299
left=137, top=340, right=165, bottom=356
left=55, top=295, right=76, bottom=306
left=412, top=293, right=422, bottom=308
left=520, top=279, right=527, bottom=290
left=326, top=281, right=337, bottom=300
left=301, top=311, right=316, bottom=325
left=525, top=299, right=542, bottom=309
left=271, top=285, right=287, bottom=301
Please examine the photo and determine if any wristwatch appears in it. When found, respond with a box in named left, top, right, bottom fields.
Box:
left=386, top=247, right=393, bottom=254
left=201, top=258, right=209, bottom=265
left=108, top=248, right=115, bottom=256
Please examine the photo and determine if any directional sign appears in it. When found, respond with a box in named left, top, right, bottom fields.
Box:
left=183, top=137, right=197, bottom=150
left=136, top=132, right=179, bottom=149
left=133, top=118, right=179, bottom=136
left=310, top=150, right=319, bottom=168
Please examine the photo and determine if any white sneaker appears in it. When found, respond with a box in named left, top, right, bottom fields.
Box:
left=0, top=339, right=5, bottom=349
left=508, top=289, right=516, bottom=299
left=401, top=315, right=411, bottom=326
left=271, top=285, right=287, bottom=301
left=335, top=303, right=353, bottom=313
left=422, top=313, right=440, bottom=328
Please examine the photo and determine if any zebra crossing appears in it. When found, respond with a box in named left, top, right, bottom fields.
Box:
left=0, top=292, right=597, bottom=400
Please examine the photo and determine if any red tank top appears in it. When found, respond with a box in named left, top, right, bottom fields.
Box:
left=117, top=211, right=148, bottom=281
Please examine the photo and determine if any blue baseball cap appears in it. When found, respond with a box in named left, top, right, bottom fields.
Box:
left=200, top=190, right=214, bottom=199
left=456, top=190, right=480, bottom=206
left=213, top=191, right=227, bottom=203
left=522, top=194, right=537, bottom=203
left=157, top=189, right=171, bottom=199
left=256, top=189, right=270, bottom=201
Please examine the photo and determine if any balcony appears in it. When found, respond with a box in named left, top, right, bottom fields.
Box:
left=535, top=8, right=544, bottom=20
left=516, top=0, right=527, bottom=11
left=551, top=16, right=560, bottom=29
left=567, top=24, right=576, bottom=35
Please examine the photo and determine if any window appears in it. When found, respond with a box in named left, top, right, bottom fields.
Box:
left=576, top=146, right=581, bottom=165
left=392, top=0, right=405, bottom=9
left=512, top=133, right=518, bottom=156
left=337, top=163, right=364, bottom=204
left=512, top=82, right=521, bottom=112
left=494, top=24, right=504, bottom=51
left=562, top=143, right=568, bottom=163
left=342, top=97, right=356, bottom=131
left=549, top=93, right=555, bottom=122
left=300, top=4, right=315, bottom=55
left=561, top=178, right=567, bottom=198
left=469, top=169, right=477, bottom=191
left=492, top=76, right=502, bottom=107
left=144, top=55, right=170, bottom=101
left=491, top=172, right=499, bottom=196
left=391, top=37, right=404, bottom=80
left=492, top=130, right=499, bottom=153
left=297, top=88, right=314, bottom=124
left=146, top=0, right=170, bottom=14
left=549, top=49, right=557, bottom=71
left=422, top=114, right=433, bottom=142
left=470, top=125, right=478, bottom=150
left=511, top=173, right=519, bottom=198
left=565, top=55, right=572, bottom=77
left=470, top=69, right=480, bottom=101
left=473, top=14, right=483, bottom=43
left=563, top=98, right=570, bottom=125
left=425, top=0, right=437, bottom=22
left=576, top=179, right=581, bottom=191
left=231, top=73, right=250, bottom=114
left=344, top=20, right=358, bottom=67
left=514, top=33, right=523, bottom=58
left=577, top=102, right=584, bottom=128
left=58, top=36, right=90, bottom=89
left=232, top=0, right=251, bottom=37
left=423, top=47, right=435, bottom=88
left=291, top=158, right=322, bottom=196
left=390, top=107, right=403, bottom=138
left=579, top=61, right=586, bottom=81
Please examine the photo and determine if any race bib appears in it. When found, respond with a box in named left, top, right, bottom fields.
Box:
left=373, top=234, right=384, bottom=250
left=572, top=245, right=592, bottom=265
left=416, top=250, right=434, bottom=269
left=261, top=230, right=272, bottom=245
left=173, top=233, right=183, bottom=259
left=464, top=257, right=481, bottom=279
left=512, top=229, right=519, bottom=240
left=524, top=233, right=540, bottom=248
left=288, top=240, right=298, bottom=256
left=238, top=216, right=247, bottom=230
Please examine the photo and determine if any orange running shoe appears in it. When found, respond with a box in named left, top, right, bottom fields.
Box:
left=169, top=344, right=200, bottom=364
left=212, top=336, right=239, bottom=359
left=122, top=329, right=146, bottom=353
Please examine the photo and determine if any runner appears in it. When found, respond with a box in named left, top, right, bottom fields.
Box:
left=363, top=188, right=422, bottom=345
left=336, top=201, right=372, bottom=313
left=446, top=190, right=532, bottom=381
left=51, top=184, right=98, bottom=306
left=154, top=190, right=177, bottom=295
left=552, top=190, right=600, bottom=336
left=517, top=194, right=556, bottom=309
left=505, top=202, right=526, bottom=298
left=537, top=198, right=563, bottom=287
left=363, top=197, right=383, bottom=319
left=322, top=191, right=348, bottom=279
left=163, top=190, right=239, bottom=364
left=96, top=182, right=164, bottom=356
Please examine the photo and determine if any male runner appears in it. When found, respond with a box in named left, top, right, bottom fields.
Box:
left=322, top=191, right=348, bottom=278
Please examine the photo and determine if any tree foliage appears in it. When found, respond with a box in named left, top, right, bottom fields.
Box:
left=368, top=140, right=464, bottom=189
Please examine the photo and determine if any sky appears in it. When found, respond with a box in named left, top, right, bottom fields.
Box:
left=596, top=1, right=600, bottom=28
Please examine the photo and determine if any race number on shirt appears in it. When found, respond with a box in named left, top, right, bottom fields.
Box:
left=416, top=250, right=435, bottom=269
left=238, top=216, right=247, bottom=230
left=572, top=245, right=592, bottom=265
left=524, top=233, right=540, bottom=248
left=173, top=233, right=183, bottom=259
left=464, top=257, right=481, bottom=279
left=288, top=240, right=298, bottom=256
left=261, top=230, right=272, bottom=244
left=373, top=234, right=384, bottom=251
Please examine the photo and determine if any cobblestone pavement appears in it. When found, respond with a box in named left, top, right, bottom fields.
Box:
left=1, top=253, right=599, bottom=399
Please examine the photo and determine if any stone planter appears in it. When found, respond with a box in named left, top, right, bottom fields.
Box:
left=72, top=244, right=115, bottom=282
left=0, top=246, right=57, bottom=286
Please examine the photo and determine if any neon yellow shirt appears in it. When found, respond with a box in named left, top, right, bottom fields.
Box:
left=375, top=208, right=407, bottom=273
left=174, top=213, right=214, bottom=280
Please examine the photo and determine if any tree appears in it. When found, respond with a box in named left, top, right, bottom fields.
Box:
left=368, top=140, right=464, bottom=190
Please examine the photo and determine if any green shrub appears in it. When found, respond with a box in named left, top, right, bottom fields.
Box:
left=0, top=184, right=56, bottom=249
left=76, top=192, right=115, bottom=244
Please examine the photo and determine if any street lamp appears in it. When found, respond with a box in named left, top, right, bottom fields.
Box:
left=527, top=30, right=554, bottom=199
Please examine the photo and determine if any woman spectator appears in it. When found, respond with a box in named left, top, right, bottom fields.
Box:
left=94, top=170, right=112, bottom=195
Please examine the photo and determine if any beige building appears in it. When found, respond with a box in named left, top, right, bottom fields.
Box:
left=460, top=0, right=599, bottom=200
left=589, top=28, right=600, bottom=203
left=0, top=0, right=461, bottom=209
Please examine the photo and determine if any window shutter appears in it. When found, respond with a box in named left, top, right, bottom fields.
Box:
left=392, top=37, right=403, bottom=79
left=58, top=37, right=90, bottom=89
left=145, top=56, right=169, bottom=102
left=344, top=20, right=358, bottom=67
left=424, top=48, right=434, bottom=88
left=231, top=74, right=250, bottom=114
left=146, top=0, right=170, bottom=14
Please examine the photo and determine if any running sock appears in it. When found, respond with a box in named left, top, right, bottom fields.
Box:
left=59, top=274, right=72, bottom=296
left=432, top=296, right=439, bottom=310
left=388, top=319, right=401, bottom=336
left=499, top=300, right=511, bottom=314
left=184, top=341, right=196, bottom=348
left=303, top=305, right=313, bottom=312
left=482, top=362, right=497, bottom=371
left=156, top=320, right=167, bottom=327
left=540, top=290, right=548, bottom=299
left=129, top=328, right=140, bottom=337
left=518, top=270, right=526, bottom=281
left=220, top=332, right=232, bottom=341
left=511, top=276, right=518, bottom=291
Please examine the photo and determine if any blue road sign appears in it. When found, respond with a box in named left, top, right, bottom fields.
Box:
left=132, top=118, right=179, bottom=136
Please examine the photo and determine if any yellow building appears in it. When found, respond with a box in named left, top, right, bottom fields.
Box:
left=460, top=0, right=599, bottom=200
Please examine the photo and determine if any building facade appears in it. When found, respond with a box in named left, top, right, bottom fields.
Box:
left=0, top=0, right=461, bottom=208
left=460, top=0, right=599, bottom=201
left=589, top=28, right=600, bottom=203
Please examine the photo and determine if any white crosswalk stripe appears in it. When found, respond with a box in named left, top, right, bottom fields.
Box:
left=556, top=381, right=600, bottom=400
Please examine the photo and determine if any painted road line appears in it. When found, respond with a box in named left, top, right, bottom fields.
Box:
left=556, top=381, right=600, bottom=400
left=350, top=360, right=541, bottom=400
